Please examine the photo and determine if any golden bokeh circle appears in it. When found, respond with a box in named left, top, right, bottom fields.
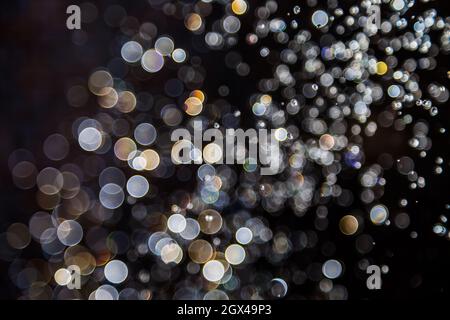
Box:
left=339, top=215, right=359, bottom=235
left=198, top=209, right=223, bottom=235
left=188, top=239, right=214, bottom=264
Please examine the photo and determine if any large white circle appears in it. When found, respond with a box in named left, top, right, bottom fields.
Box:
left=225, top=244, right=246, bottom=265
left=79, top=127, right=102, bottom=151
left=57, top=220, right=83, bottom=246
left=141, top=49, right=164, bottom=73
left=312, top=10, right=329, bottom=28
left=167, top=214, right=187, bottom=233
left=322, top=259, right=343, bottom=279
left=121, top=41, right=143, bottom=63
left=202, top=260, right=225, bottom=282
left=180, top=218, right=200, bottom=240
left=104, top=260, right=128, bottom=284
left=126, top=175, right=149, bottom=198
left=99, top=183, right=124, bottom=209
left=236, top=227, right=253, bottom=245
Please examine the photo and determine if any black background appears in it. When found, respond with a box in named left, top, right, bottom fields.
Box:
left=1, top=0, right=450, bottom=300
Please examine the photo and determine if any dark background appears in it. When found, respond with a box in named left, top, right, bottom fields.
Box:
left=0, top=0, right=450, bottom=299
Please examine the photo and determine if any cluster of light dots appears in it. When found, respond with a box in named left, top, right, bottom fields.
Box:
left=3, top=0, right=449, bottom=300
